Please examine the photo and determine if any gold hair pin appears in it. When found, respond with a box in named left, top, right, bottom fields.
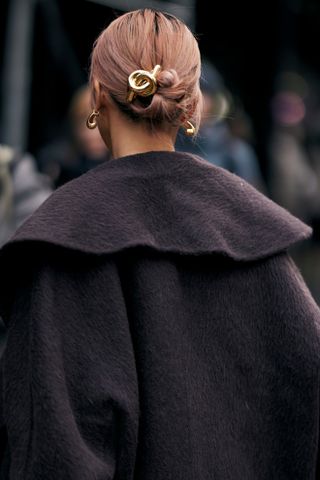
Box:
left=127, top=65, right=161, bottom=102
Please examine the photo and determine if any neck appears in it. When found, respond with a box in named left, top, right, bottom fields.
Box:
left=101, top=105, right=178, bottom=160
left=111, top=131, right=176, bottom=160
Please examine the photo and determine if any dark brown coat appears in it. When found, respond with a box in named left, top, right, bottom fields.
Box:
left=0, top=151, right=319, bottom=479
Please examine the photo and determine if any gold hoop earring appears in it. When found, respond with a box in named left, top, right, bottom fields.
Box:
left=86, top=109, right=100, bottom=129
left=184, top=120, right=195, bottom=137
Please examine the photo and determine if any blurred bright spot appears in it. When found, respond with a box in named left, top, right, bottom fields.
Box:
left=213, top=92, right=231, bottom=121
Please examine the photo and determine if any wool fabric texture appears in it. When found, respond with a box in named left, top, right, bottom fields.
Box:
left=0, top=151, right=319, bottom=479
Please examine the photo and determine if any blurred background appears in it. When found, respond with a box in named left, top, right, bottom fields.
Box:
left=0, top=0, right=320, bottom=303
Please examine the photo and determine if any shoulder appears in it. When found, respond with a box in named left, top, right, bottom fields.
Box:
left=0, top=150, right=312, bottom=261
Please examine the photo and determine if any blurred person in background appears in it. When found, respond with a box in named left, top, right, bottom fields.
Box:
left=175, top=58, right=266, bottom=192
left=269, top=71, right=320, bottom=222
left=0, top=144, right=52, bottom=247
left=269, top=70, right=320, bottom=303
left=37, top=84, right=111, bottom=187
left=305, top=76, right=320, bottom=240
left=0, top=8, right=320, bottom=479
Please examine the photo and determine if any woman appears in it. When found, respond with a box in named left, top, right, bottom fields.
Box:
left=0, top=9, right=319, bottom=479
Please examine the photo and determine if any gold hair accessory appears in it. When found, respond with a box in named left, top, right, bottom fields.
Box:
left=127, top=65, right=161, bottom=102
left=184, top=120, right=195, bottom=137
left=86, top=109, right=100, bottom=129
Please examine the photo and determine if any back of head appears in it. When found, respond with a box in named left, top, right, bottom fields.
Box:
left=89, top=8, right=202, bottom=132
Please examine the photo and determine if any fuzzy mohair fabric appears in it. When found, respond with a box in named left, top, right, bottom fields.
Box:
left=0, top=151, right=320, bottom=479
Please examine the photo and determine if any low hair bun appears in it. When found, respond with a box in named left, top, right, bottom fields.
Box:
left=129, top=92, right=181, bottom=125
left=157, top=69, right=179, bottom=89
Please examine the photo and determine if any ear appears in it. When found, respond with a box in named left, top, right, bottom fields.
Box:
left=92, top=78, right=112, bottom=111
left=92, top=78, right=102, bottom=110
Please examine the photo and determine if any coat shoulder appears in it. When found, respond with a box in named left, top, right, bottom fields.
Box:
left=1, top=151, right=312, bottom=261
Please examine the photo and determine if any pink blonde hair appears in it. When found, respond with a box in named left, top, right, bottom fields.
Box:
left=89, top=9, right=203, bottom=131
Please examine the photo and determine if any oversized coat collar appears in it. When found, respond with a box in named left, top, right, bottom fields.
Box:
left=2, top=151, right=312, bottom=261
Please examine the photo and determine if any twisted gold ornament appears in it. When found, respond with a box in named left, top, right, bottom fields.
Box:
left=127, top=65, right=161, bottom=102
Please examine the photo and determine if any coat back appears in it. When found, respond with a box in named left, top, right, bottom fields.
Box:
left=0, top=151, right=319, bottom=479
